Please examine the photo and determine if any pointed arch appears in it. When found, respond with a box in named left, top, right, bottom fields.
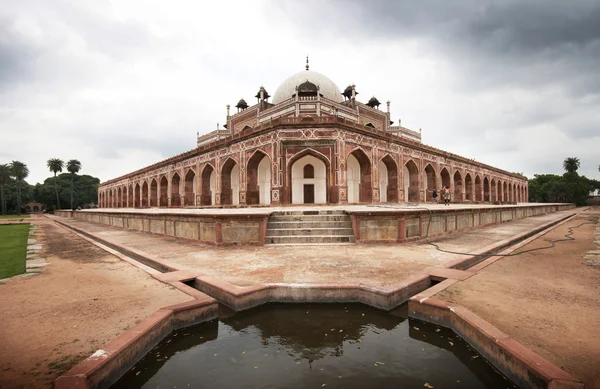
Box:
left=247, top=150, right=271, bottom=205
left=490, top=178, right=497, bottom=202
left=288, top=148, right=331, bottom=204
left=453, top=170, right=463, bottom=202
left=134, top=183, right=141, bottom=208
left=150, top=178, right=158, bottom=207
left=171, top=172, right=181, bottom=207
left=503, top=181, right=508, bottom=202
left=379, top=154, right=398, bottom=203
left=128, top=185, right=133, bottom=207
left=483, top=176, right=490, bottom=202
left=159, top=176, right=168, bottom=207
left=404, top=159, right=419, bottom=202
left=221, top=158, right=240, bottom=206
left=200, top=164, right=216, bottom=206
left=423, top=163, right=437, bottom=202
left=116, top=187, right=122, bottom=207
left=513, top=183, right=517, bottom=202
left=141, top=181, right=149, bottom=207
left=465, top=173, right=473, bottom=201
left=348, top=148, right=372, bottom=203
left=475, top=175, right=482, bottom=202
left=440, top=167, right=451, bottom=188
left=184, top=168, right=196, bottom=206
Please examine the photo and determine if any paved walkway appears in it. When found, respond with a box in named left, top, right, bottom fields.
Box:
left=52, top=209, right=575, bottom=289
left=436, top=209, right=600, bottom=389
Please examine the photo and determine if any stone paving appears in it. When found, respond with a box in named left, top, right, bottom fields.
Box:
left=51, top=208, right=576, bottom=289
left=583, top=214, right=600, bottom=268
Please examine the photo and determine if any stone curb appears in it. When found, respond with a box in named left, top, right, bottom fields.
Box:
left=54, top=299, right=218, bottom=389
left=408, top=297, right=584, bottom=389
left=408, top=209, right=589, bottom=389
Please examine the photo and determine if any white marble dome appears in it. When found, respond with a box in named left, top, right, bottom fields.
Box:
left=272, top=70, right=343, bottom=104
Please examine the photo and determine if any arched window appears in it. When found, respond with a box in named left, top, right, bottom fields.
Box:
left=303, top=164, right=315, bottom=179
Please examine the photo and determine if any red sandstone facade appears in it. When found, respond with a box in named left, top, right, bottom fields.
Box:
left=98, top=66, right=528, bottom=208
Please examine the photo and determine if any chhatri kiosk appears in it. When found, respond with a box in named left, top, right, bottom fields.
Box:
left=98, top=59, right=527, bottom=209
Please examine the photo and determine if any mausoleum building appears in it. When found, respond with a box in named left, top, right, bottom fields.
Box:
left=98, top=60, right=528, bottom=208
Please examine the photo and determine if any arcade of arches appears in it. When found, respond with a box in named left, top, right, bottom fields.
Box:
left=99, top=146, right=528, bottom=208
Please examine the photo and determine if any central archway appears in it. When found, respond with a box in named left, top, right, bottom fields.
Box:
left=291, top=155, right=326, bottom=204
left=221, top=159, right=239, bottom=206
left=247, top=151, right=271, bottom=206
left=379, top=155, right=398, bottom=203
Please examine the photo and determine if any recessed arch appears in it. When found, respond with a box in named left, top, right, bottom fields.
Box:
left=287, top=148, right=331, bottom=204
left=440, top=167, right=451, bottom=189
left=128, top=185, right=133, bottom=207
left=117, top=187, right=122, bottom=208
left=247, top=150, right=271, bottom=206
left=465, top=173, right=473, bottom=201
left=453, top=170, right=463, bottom=202
left=483, top=177, right=490, bottom=202
left=423, top=164, right=437, bottom=202
left=184, top=168, right=196, bottom=206
left=142, top=181, right=149, bottom=207
left=150, top=178, right=158, bottom=207
left=503, top=181, right=508, bottom=202
left=348, top=148, right=372, bottom=203
left=134, top=183, right=141, bottom=208
left=379, top=155, right=398, bottom=203
left=171, top=173, right=181, bottom=207
left=404, top=159, right=419, bottom=202
left=291, top=155, right=326, bottom=204
left=200, top=164, right=216, bottom=206
left=159, top=176, right=168, bottom=207
left=475, top=175, right=482, bottom=202
left=221, top=158, right=240, bottom=206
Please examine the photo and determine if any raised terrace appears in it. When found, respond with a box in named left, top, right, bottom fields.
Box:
left=56, top=203, right=574, bottom=246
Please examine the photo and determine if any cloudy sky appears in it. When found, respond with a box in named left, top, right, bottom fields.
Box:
left=1, top=0, right=599, bottom=184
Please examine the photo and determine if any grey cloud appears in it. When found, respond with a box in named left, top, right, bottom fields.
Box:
left=0, top=17, right=40, bottom=89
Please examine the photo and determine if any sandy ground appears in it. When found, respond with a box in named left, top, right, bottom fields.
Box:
left=437, top=209, right=600, bottom=389
left=56, top=210, right=575, bottom=288
left=0, top=216, right=191, bottom=389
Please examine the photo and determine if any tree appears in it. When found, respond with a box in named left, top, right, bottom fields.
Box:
left=47, top=158, right=64, bottom=209
left=67, top=159, right=82, bottom=209
left=9, top=161, right=29, bottom=214
left=0, top=164, right=11, bottom=215
left=563, top=157, right=580, bottom=174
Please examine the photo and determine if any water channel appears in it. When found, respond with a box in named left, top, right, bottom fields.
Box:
left=113, top=303, right=517, bottom=389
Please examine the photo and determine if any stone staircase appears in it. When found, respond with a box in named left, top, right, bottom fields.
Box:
left=265, top=210, right=355, bottom=245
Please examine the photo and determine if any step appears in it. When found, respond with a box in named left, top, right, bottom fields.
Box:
left=267, top=220, right=353, bottom=229
left=266, top=227, right=354, bottom=237
left=265, top=235, right=355, bottom=244
left=269, top=214, right=350, bottom=222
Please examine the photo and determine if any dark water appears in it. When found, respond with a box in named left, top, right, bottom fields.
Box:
left=113, top=304, right=517, bottom=389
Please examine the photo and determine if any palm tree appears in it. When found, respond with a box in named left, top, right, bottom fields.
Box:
left=0, top=164, right=11, bottom=215
left=9, top=161, right=29, bottom=215
left=47, top=158, right=64, bottom=209
left=67, top=159, right=82, bottom=209
left=563, top=157, right=580, bottom=174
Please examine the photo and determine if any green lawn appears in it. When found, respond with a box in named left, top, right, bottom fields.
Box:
left=0, top=224, right=30, bottom=279
left=0, top=215, right=31, bottom=219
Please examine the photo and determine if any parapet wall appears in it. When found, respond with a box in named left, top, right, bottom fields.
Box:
left=55, top=204, right=575, bottom=246
left=57, top=210, right=269, bottom=246
left=349, top=204, right=576, bottom=243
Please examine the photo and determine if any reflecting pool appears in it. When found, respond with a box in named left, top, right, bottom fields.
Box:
left=113, top=303, right=517, bottom=389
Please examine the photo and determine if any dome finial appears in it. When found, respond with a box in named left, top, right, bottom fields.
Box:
left=305, top=55, right=309, bottom=71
